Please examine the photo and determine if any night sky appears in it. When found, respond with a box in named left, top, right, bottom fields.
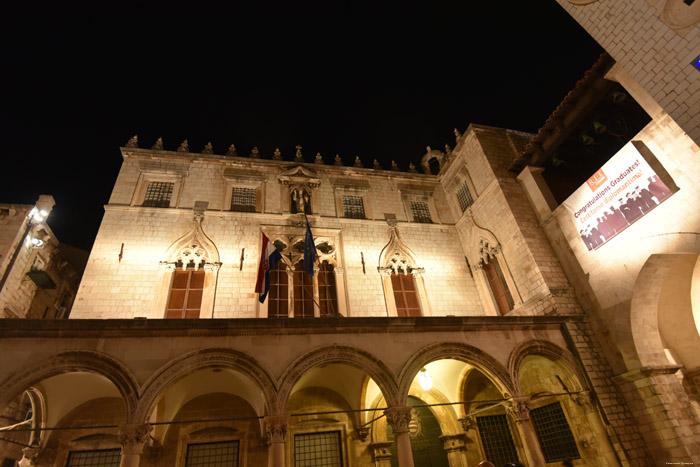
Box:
left=0, top=3, right=603, bottom=251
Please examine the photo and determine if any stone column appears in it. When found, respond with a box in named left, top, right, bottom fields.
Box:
left=440, top=433, right=468, bottom=467
left=505, top=399, right=546, bottom=467
left=118, top=424, right=150, bottom=467
left=385, top=407, right=415, bottom=467
left=370, top=441, right=394, bottom=467
left=265, top=414, right=289, bottom=467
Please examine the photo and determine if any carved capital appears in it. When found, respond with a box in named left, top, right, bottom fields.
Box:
left=118, top=423, right=150, bottom=455
left=19, top=447, right=41, bottom=467
left=384, top=406, right=413, bottom=434
left=265, top=414, right=289, bottom=444
left=458, top=416, right=475, bottom=432
left=377, top=266, right=394, bottom=277
left=505, top=398, right=531, bottom=422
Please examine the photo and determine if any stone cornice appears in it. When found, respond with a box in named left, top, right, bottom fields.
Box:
left=0, top=315, right=585, bottom=339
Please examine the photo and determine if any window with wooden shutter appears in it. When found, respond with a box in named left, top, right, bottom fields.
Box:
left=268, top=261, right=289, bottom=318
left=483, top=257, right=514, bottom=315
left=165, top=268, right=205, bottom=318
left=391, top=272, right=421, bottom=317
left=293, top=262, right=315, bottom=318
left=318, top=261, right=338, bottom=316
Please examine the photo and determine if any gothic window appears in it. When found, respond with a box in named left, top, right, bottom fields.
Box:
left=294, top=431, right=343, bottom=467
left=185, top=440, right=240, bottom=467
left=390, top=270, right=422, bottom=317
left=530, top=402, right=580, bottom=463
left=268, top=261, right=289, bottom=318
left=166, top=266, right=205, bottom=318
left=457, top=182, right=475, bottom=212
left=342, top=195, right=365, bottom=219
left=66, top=449, right=121, bottom=467
left=293, top=262, right=315, bottom=318
left=410, top=201, right=432, bottom=223
left=482, top=256, right=514, bottom=315
left=230, top=187, right=257, bottom=212
left=318, top=261, right=339, bottom=316
left=476, top=415, right=520, bottom=465
left=143, top=181, right=174, bottom=208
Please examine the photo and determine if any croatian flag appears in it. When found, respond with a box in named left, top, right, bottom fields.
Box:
left=255, top=233, right=283, bottom=303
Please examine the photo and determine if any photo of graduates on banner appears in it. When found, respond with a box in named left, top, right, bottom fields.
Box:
left=563, top=144, right=673, bottom=251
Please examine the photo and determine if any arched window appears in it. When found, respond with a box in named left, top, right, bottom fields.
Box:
left=293, top=262, right=314, bottom=318
left=482, top=256, right=514, bottom=315
left=268, top=261, right=289, bottom=318
left=166, top=263, right=205, bottom=318
left=318, top=260, right=339, bottom=316
left=390, top=269, right=421, bottom=317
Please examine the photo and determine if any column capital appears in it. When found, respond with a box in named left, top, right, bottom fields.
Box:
left=264, top=414, right=289, bottom=444
left=384, top=406, right=413, bottom=434
left=18, top=447, right=41, bottom=467
left=505, top=398, right=531, bottom=422
left=118, top=423, right=150, bottom=455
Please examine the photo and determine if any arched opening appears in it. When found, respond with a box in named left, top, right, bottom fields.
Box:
left=387, top=396, right=449, bottom=466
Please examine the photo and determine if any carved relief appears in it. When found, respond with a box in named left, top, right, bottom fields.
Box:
left=118, top=424, right=151, bottom=454
left=505, top=398, right=531, bottom=422
left=378, top=223, right=421, bottom=274
left=384, top=407, right=413, bottom=434
left=162, top=207, right=220, bottom=270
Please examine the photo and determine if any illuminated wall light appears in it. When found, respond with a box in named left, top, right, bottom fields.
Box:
left=418, top=368, right=432, bottom=391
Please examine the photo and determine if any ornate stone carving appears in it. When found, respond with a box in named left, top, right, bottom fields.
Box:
left=334, top=154, right=343, bottom=166
left=354, top=156, right=363, bottom=168
left=125, top=135, right=138, bottom=148
left=118, top=423, right=150, bottom=455
left=454, top=128, right=462, bottom=140
left=356, top=426, right=370, bottom=441
left=409, top=163, right=418, bottom=173
left=177, top=139, right=189, bottom=152
left=458, top=416, right=475, bottom=431
left=19, top=447, right=40, bottom=467
left=384, top=407, right=413, bottom=434
left=273, top=147, right=282, bottom=160
left=373, top=159, right=382, bottom=170
left=391, top=160, right=399, bottom=171
left=505, top=398, right=531, bottom=422
left=163, top=209, right=220, bottom=270
left=314, top=152, right=324, bottom=164
left=226, top=144, right=238, bottom=157
left=151, top=137, right=163, bottom=150
left=380, top=224, right=421, bottom=275
left=478, top=238, right=501, bottom=265
left=265, top=414, right=289, bottom=444
left=202, top=142, right=214, bottom=154
left=250, top=146, right=260, bottom=158
left=370, top=441, right=394, bottom=461
left=294, top=145, right=304, bottom=162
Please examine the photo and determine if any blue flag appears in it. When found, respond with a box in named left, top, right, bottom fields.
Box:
left=304, top=214, right=317, bottom=277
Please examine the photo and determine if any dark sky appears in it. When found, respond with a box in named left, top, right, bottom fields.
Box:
left=0, top=3, right=603, bottom=251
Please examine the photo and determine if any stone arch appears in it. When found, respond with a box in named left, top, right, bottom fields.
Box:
left=275, top=345, right=400, bottom=413
left=162, top=213, right=220, bottom=269
left=398, top=342, right=516, bottom=401
left=629, top=253, right=700, bottom=371
left=378, top=224, right=420, bottom=273
left=421, top=147, right=445, bottom=175
left=0, top=351, right=139, bottom=422
left=507, top=339, right=587, bottom=396
left=134, top=348, right=277, bottom=424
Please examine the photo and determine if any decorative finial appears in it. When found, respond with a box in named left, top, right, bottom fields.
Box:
left=354, top=156, right=363, bottom=168
left=202, top=142, right=214, bottom=154
left=445, top=144, right=451, bottom=154
left=426, top=145, right=432, bottom=153
left=334, top=154, right=343, bottom=166
left=126, top=135, right=138, bottom=148
left=226, top=144, right=238, bottom=157
left=250, top=146, right=260, bottom=158
left=391, top=160, right=400, bottom=171
left=151, top=137, right=163, bottom=150
left=409, top=163, right=418, bottom=173
left=177, top=139, right=189, bottom=152
left=314, top=152, right=324, bottom=164
left=273, top=148, right=282, bottom=160
left=294, top=145, right=304, bottom=162
left=373, top=159, right=382, bottom=170
left=454, top=128, right=462, bottom=140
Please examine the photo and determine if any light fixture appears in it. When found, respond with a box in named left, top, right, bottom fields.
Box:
left=29, top=237, right=45, bottom=248
left=418, top=368, right=432, bottom=391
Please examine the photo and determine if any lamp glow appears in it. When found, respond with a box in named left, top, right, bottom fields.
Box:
left=418, top=368, right=432, bottom=391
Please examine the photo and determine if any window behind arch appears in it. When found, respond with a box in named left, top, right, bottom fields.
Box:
left=268, top=261, right=289, bottom=318
left=391, top=271, right=421, bottom=317
left=318, top=261, right=338, bottom=316
left=166, top=268, right=205, bottom=318
left=293, top=262, right=314, bottom=318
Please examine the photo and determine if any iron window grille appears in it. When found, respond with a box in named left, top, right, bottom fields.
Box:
left=66, top=449, right=121, bottom=467
left=342, top=195, right=365, bottom=219
left=457, top=182, right=474, bottom=212
left=410, top=201, right=433, bottom=223
left=476, top=415, right=520, bottom=466
left=530, top=402, right=581, bottom=463
left=185, top=440, right=240, bottom=467
left=294, top=431, right=343, bottom=467
left=230, top=187, right=257, bottom=212
left=143, top=181, right=174, bottom=208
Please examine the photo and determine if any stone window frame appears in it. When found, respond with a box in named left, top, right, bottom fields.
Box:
left=527, top=399, right=582, bottom=463
left=258, top=227, right=347, bottom=318
left=332, top=179, right=372, bottom=220
left=287, top=424, right=348, bottom=467
left=399, top=188, right=440, bottom=225
left=469, top=237, right=522, bottom=317
left=444, top=167, right=478, bottom=219
left=53, top=434, right=123, bottom=467
left=174, top=428, right=247, bottom=467
left=132, top=172, right=185, bottom=209
left=223, top=173, right=266, bottom=214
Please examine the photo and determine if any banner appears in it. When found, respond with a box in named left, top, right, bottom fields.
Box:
left=562, top=143, right=672, bottom=251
